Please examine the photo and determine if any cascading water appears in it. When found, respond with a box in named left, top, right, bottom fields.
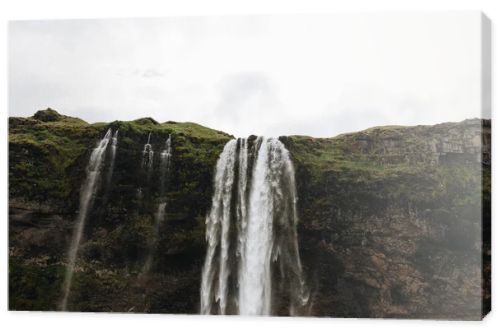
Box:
left=142, top=132, right=154, bottom=170
left=138, top=132, right=154, bottom=202
left=140, top=135, right=173, bottom=278
left=105, top=130, right=119, bottom=187
left=60, top=129, right=114, bottom=311
left=200, top=139, right=238, bottom=315
left=239, top=138, right=274, bottom=315
left=159, top=135, right=172, bottom=195
left=200, top=137, right=308, bottom=316
left=140, top=202, right=167, bottom=277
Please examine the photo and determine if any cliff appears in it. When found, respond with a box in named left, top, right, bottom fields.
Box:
left=8, top=109, right=490, bottom=319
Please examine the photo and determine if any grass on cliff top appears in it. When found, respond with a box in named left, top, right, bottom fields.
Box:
left=9, top=110, right=232, bottom=205
left=286, top=118, right=484, bottom=188
left=9, top=111, right=232, bottom=195
left=110, top=117, right=231, bottom=141
left=10, top=109, right=232, bottom=141
left=9, top=110, right=232, bottom=169
left=9, top=110, right=108, bottom=170
left=286, top=124, right=432, bottom=178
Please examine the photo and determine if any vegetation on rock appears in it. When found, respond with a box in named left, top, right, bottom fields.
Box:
left=9, top=109, right=490, bottom=319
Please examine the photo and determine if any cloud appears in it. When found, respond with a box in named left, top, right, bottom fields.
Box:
left=214, top=73, right=277, bottom=119
left=8, top=14, right=483, bottom=138
left=128, top=68, right=167, bottom=78
left=209, top=72, right=287, bottom=137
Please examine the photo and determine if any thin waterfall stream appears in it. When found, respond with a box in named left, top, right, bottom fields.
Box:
left=140, top=135, right=173, bottom=279
left=142, top=132, right=154, bottom=170
left=61, top=129, right=116, bottom=310
left=101, top=130, right=119, bottom=206
left=105, top=130, right=119, bottom=188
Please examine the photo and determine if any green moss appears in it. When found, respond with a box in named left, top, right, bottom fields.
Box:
left=9, top=111, right=232, bottom=208
left=33, top=108, right=87, bottom=125
left=8, top=112, right=488, bottom=315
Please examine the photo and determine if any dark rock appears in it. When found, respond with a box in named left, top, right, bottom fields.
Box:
left=33, top=108, right=62, bottom=122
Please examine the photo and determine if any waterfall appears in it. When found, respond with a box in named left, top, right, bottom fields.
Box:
left=140, top=135, right=173, bottom=279
left=239, top=138, right=273, bottom=315
left=200, top=137, right=308, bottom=316
left=200, top=139, right=238, bottom=315
left=105, top=130, right=119, bottom=187
left=142, top=132, right=154, bottom=170
left=140, top=202, right=167, bottom=277
left=159, top=134, right=172, bottom=195
left=61, top=129, right=113, bottom=311
left=139, top=133, right=154, bottom=202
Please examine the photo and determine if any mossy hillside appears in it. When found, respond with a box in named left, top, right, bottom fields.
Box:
left=9, top=108, right=233, bottom=243
left=9, top=115, right=101, bottom=207
left=282, top=119, right=488, bottom=318
left=9, top=111, right=489, bottom=317
left=286, top=120, right=482, bottom=170
left=9, top=109, right=232, bottom=211
left=284, top=122, right=484, bottom=245
left=9, top=109, right=232, bottom=312
left=285, top=120, right=484, bottom=211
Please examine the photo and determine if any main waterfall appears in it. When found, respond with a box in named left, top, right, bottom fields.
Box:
left=61, top=129, right=116, bottom=310
left=200, top=137, right=308, bottom=316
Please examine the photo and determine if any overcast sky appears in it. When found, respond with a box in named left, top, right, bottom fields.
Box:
left=9, top=12, right=485, bottom=137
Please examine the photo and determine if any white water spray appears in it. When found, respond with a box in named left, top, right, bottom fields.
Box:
left=61, top=129, right=113, bottom=310
left=106, top=130, right=119, bottom=185
left=159, top=134, right=172, bottom=195
left=201, top=137, right=308, bottom=316
left=142, top=132, right=154, bottom=170
left=200, top=139, right=238, bottom=314
left=239, top=138, right=274, bottom=315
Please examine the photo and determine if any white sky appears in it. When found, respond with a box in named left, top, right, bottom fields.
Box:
left=9, top=12, right=485, bottom=137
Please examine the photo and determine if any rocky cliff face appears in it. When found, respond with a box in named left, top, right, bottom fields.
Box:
left=8, top=110, right=490, bottom=319
left=285, top=119, right=490, bottom=319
